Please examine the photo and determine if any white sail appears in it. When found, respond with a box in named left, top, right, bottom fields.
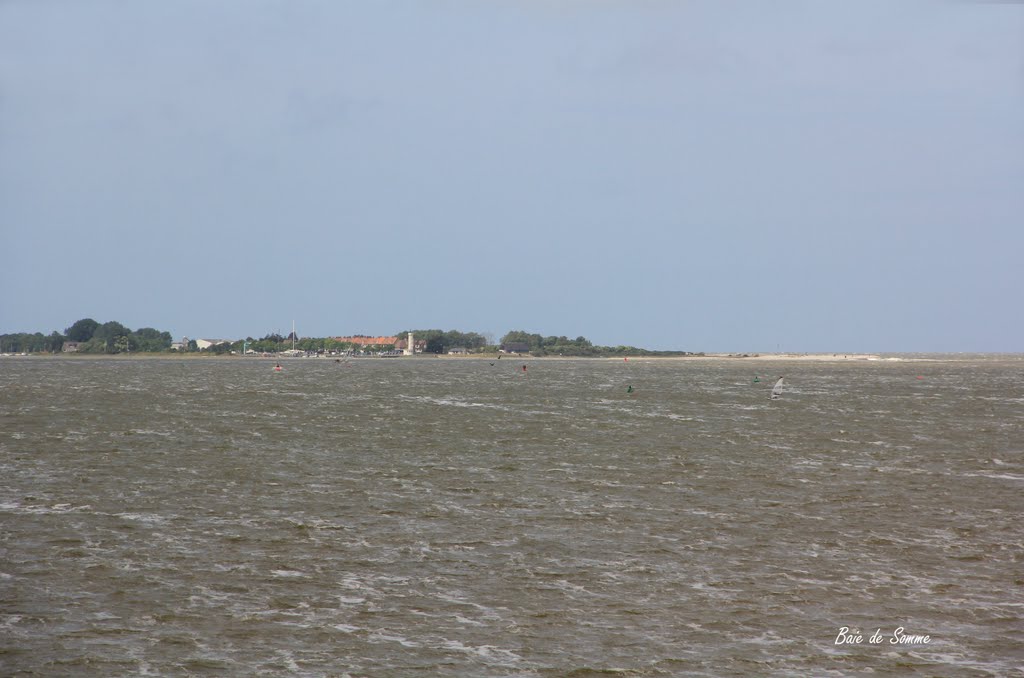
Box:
left=281, top=319, right=303, bottom=357
left=770, top=377, right=784, bottom=400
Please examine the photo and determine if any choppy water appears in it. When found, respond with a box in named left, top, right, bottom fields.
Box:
left=1, top=356, right=1022, bottom=677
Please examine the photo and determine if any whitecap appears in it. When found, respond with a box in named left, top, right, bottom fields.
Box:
left=368, top=631, right=420, bottom=648
left=968, top=473, right=1024, bottom=482
left=454, top=615, right=485, bottom=626
left=332, top=624, right=359, bottom=633
left=440, top=639, right=523, bottom=665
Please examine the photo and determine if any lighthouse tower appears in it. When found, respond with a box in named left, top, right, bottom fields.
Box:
left=404, top=332, right=414, bottom=356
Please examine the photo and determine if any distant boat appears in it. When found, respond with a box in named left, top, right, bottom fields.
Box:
left=770, top=377, right=784, bottom=400
left=281, top=319, right=303, bottom=358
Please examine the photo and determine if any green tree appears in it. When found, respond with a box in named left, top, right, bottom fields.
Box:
left=500, top=330, right=543, bottom=351
left=47, top=331, right=66, bottom=352
left=133, top=327, right=172, bottom=352
left=65, top=318, right=99, bottom=342
left=211, top=341, right=234, bottom=354
left=86, top=321, right=131, bottom=353
left=78, top=337, right=111, bottom=353
left=425, top=336, right=445, bottom=354
left=93, top=321, right=131, bottom=344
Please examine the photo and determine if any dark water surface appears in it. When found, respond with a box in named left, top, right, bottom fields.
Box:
left=2, top=356, right=1022, bottom=676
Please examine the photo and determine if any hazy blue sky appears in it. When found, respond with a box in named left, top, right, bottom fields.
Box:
left=2, top=1, right=1021, bottom=352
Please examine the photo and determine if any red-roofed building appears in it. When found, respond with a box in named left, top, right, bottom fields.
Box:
left=334, top=336, right=397, bottom=347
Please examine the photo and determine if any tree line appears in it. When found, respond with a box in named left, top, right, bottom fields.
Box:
left=1, top=318, right=172, bottom=354
left=1, top=319, right=694, bottom=357
left=498, top=330, right=693, bottom=357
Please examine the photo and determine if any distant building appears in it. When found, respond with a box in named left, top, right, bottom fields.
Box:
left=500, top=342, right=530, bottom=354
left=334, top=336, right=398, bottom=347
left=62, top=341, right=81, bottom=353
left=394, top=337, right=427, bottom=353
left=447, top=347, right=469, bottom=355
left=195, top=339, right=230, bottom=350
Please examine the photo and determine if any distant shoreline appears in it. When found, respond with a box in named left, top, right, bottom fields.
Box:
left=6, top=352, right=1021, bottom=363
left=0, top=352, right=901, bottom=362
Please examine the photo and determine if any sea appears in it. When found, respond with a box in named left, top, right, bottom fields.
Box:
left=1, top=355, right=1021, bottom=677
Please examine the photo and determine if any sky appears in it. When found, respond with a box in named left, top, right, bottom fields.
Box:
left=1, top=1, right=1022, bottom=352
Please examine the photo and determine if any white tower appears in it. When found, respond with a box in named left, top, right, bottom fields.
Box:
left=404, top=332, right=414, bottom=356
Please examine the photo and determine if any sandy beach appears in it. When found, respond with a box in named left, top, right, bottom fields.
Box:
left=703, top=352, right=883, bottom=362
